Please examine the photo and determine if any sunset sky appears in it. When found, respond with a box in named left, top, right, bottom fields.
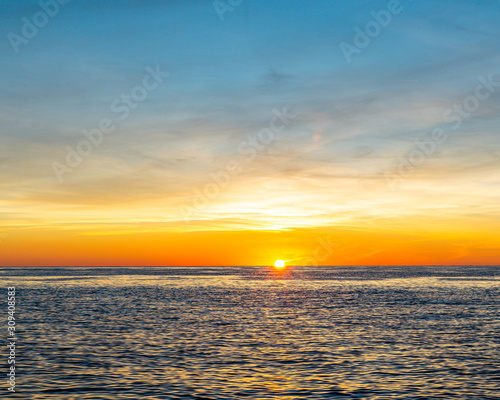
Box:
left=1, top=0, right=499, bottom=266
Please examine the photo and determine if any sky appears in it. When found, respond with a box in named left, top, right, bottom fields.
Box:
left=1, top=0, right=499, bottom=266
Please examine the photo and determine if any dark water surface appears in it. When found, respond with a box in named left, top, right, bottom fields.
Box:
left=1, top=266, right=499, bottom=399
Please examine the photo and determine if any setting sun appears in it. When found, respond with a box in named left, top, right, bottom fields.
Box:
left=274, top=260, right=286, bottom=269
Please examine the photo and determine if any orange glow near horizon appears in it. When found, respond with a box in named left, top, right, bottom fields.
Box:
left=1, top=174, right=499, bottom=267
left=0, top=213, right=499, bottom=266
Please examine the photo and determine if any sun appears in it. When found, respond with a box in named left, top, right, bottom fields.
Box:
left=274, top=260, right=286, bottom=269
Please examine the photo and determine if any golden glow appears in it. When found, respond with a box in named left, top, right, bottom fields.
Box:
left=274, top=260, right=286, bottom=269
left=1, top=175, right=500, bottom=266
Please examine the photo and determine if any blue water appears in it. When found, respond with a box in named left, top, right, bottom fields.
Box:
left=1, top=266, right=499, bottom=399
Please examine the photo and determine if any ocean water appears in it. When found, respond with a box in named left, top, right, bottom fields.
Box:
left=1, top=266, right=499, bottom=399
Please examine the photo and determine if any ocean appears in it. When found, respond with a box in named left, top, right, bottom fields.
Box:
left=2, top=266, right=499, bottom=399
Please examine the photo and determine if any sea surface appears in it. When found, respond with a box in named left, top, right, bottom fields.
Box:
left=1, top=266, right=499, bottom=399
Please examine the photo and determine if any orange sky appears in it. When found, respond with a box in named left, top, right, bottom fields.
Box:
left=1, top=213, right=498, bottom=266
left=1, top=147, right=499, bottom=266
